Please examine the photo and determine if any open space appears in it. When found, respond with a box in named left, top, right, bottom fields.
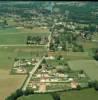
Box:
left=0, top=69, right=26, bottom=100
left=0, top=46, right=46, bottom=99
left=0, top=27, right=50, bottom=44
left=17, top=88, right=98, bottom=100
left=68, top=60, right=98, bottom=81
left=0, top=1, right=98, bottom=100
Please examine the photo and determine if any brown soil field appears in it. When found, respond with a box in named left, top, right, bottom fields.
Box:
left=0, top=69, right=26, bottom=100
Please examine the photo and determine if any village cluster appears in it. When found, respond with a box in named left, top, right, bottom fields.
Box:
left=11, top=55, right=90, bottom=93
left=7, top=1, right=98, bottom=95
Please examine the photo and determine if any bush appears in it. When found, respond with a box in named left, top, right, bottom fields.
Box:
left=6, top=88, right=34, bottom=100
left=88, top=81, right=94, bottom=88
left=6, top=89, right=23, bottom=100
left=94, top=55, right=98, bottom=61
left=51, top=93, right=61, bottom=100
left=79, top=70, right=84, bottom=74
left=23, top=88, right=34, bottom=96
left=94, top=81, right=98, bottom=91
left=77, top=85, right=81, bottom=90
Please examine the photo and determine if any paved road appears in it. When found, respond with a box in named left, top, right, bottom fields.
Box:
left=22, top=56, right=45, bottom=91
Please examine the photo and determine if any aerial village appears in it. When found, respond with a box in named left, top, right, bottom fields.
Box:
left=8, top=2, right=98, bottom=94
left=0, top=2, right=98, bottom=100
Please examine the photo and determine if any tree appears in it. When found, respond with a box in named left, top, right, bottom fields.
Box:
left=77, top=85, right=81, bottom=90
left=23, top=88, right=34, bottom=96
left=93, top=81, right=98, bottom=91
left=5, top=89, right=23, bottom=100
left=56, top=55, right=62, bottom=60
left=26, top=36, right=32, bottom=44
left=3, top=19, right=8, bottom=26
left=78, top=45, right=84, bottom=52
left=89, top=24, right=96, bottom=32
left=51, top=93, right=61, bottom=100
left=95, top=83, right=98, bottom=91
left=79, top=70, right=84, bottom=74
left=83, top=26, right=89, bottom=31
left=94, top=49, right=98, bottom=61
left=88, top=81, right=95, bottom=88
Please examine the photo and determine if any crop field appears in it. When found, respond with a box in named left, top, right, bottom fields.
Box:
left=0, top=46, right=46, bottom=100
left=0, top=25, right=48, bottom=99
left=92, top=32, right=98, bottom=41
left=0, top=27, right=50, bottom=44
left=0, top=69, right=26, bottom=100
left=48, top=51, right=93, bottom=60
left=17, top=94, right=53, bottom=100
left=17, top=88, right=98, bottom=100
left=0, top=46, right=46, bottom=70
left=68, top=60, right=98, bottom=81
left=81, top=41, right=97, bottom=49
left=61, top=88, right=98, bottom=100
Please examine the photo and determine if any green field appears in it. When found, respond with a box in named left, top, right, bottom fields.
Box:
left=17, top=88, right=98, bottom=100
left=0, top=46, right=47, bottom=100
left=61, top=88, right=98, bottom=100
left=17, top=94, right=53, bottom=100
left=48, top=51, right=93, bottom=61
left=0, top=25, right=98, bottom=100
left=68, top=60, right=98, bottom=81
left=0, top=46, right=47, bottom=70
left=0, top=27, right=50, bottom=44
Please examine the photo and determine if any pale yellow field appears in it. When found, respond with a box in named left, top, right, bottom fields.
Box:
left=0, top=69, right=26, bottom=100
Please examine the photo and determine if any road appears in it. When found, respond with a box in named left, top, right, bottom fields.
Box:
left=22, top=56, right=45, bottom=91
left=46, top=32, right=52, bottom=50
left=0, top=44, right=46, bottom=47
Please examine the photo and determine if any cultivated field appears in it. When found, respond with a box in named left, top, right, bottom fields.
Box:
left=0, top=46, right=47, bottom=69
left=48, top=51, right=93, bottom=60
left=61, top=88, right=98, bottom=100
left=0, top=27, right=50, bottom=44
left=0, top=69, right=26, bottom=100
left=68, top=60, right=98, bottom=81
left=17, top=94, right=53, bottom=100
left=0, top=46, right=47, bottom=100
left=17, top=88, right=98, bottom=100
